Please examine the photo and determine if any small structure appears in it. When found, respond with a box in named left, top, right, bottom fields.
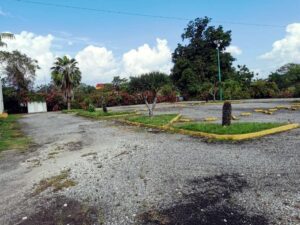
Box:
left=27, top=102, right=47, bottom=114
left=96, top=83, right=105, bottom=90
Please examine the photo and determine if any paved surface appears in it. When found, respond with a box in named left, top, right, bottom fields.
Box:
left=0, top=100, right=300, bottom=225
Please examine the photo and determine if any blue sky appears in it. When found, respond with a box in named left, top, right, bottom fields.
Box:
left=1, top=0, right=300, bottom=84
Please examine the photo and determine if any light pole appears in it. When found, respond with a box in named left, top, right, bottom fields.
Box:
left=215, top=41, right=223, bottom=101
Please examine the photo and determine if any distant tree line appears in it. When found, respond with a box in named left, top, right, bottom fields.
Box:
left=1, top=17, right=299, bottom=113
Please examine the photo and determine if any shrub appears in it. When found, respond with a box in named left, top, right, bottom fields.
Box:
left=88, top=104, right=95, bottom=112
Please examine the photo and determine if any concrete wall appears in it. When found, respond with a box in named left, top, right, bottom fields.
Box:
left=0, top=80, right=4, bottom=114
left=27, top=102, right=47, bottom=114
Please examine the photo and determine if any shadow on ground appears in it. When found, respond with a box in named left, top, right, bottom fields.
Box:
left=16, top=196, right=104, bottom=225
left=137, top=174, right=268, bottom=225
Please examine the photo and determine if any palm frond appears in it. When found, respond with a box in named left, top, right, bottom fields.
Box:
left=0, top=32, right=14, bottom=39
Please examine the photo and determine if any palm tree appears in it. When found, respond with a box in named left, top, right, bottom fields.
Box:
left=0, top=32, right=14, bottom=47
left=51, top=56, right=81, bottom=110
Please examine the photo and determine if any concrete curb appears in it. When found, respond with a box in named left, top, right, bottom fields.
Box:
left=170, top=123, right=300, bottom=141
left=119, top=117, right=300, bottom=141
left=0, top=113, right=8, bottom=119
left=162, top=114, right=182, bottom=128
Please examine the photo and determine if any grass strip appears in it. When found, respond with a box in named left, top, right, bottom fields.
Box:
left=175, top=122, right=285, bottom=135
left=126, top=114, right=178, bottom=126
left=63, top=109, right=134, bottom=118
left=0, top=114, right=30, bottom=152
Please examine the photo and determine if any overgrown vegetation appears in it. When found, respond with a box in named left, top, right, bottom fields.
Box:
left=126, top=114, right=178, bottom=126
left=176, top=122, right=284, bottom=135
left=63, top=109, right=134, bottom=119
left=34, top=169, right=76, bottom=195
left=0, top=115, right=30, bottom=152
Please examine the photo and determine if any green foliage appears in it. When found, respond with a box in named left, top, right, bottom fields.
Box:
left=88, top=104, right=95, bottom=112
left=223, top=79, right=243, bottom=100
left=0, top=115, right=31, bottom=152
left=112, top=76, right=128, bottom=92
left=269, top=63, right=300, bottom=97
left=51, top=56, right=81, bottom=110
left=0, top=32, right=14, bottom=47
left=0, top=51, right=39, bottom=112
left=127, top=114, right=178, bottom=126
left=250, top=80, right=279, bottom=98
left=171, top=17, right=235, bottom=97
left=0, top=50, right=39, bottom=92
left=129, top=72, right=170, bottom=94
left=160, top=84, right=176, bottom=96
left=176, top=122, right=284, bottom=135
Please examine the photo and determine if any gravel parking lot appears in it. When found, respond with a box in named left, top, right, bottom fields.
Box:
left=0, top=99, right=299, bottom=225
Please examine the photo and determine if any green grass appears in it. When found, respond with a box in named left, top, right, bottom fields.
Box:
left=0, top=115, right=31, bottom=152
left=175, top=122, right=285, bottom=135
left=126, top=114, right=178, bottom=126
left=63, top=109, right=133, bottom=119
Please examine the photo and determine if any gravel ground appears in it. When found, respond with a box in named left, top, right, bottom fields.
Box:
left=0, top=99, right=299, bottom=225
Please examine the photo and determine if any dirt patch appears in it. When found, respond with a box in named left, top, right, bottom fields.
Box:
left=66, top=141, right=83, bottom=151
left=16, top=196, right=104, bottom=225
left=137, top=174, right=268, bottom=225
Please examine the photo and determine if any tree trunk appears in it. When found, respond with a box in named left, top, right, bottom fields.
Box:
left=101, top=96, right=107, bottom=113
left=67, top=100, right=71, bottom=110
left=144, top=95, right=157, bottom=117
left=222, top=101, right=232, bottom=126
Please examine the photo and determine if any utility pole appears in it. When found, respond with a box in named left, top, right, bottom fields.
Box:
left=214, top=41, right=223, bottom=101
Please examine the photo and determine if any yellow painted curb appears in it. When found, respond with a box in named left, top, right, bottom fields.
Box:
left=162, top=114, right=182, bottom=128
left=240, top=112, right=252, bottom=116
left=276, top=105, right=289, bottom=110
left=231, top=115, right=239, bottom=120
left=254, top=109, right=264, bottom=113
left=0, top=113, right=8, bottom=119
left=119, top=118, right=300, bottom=141
left=172, top=123, right=300, bottom=141
left=204, top=117, right=217, bottom=122
left=268, top=108, right=278, bottom=112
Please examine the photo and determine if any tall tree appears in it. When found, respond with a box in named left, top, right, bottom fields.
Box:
left=0, top=51, right=39, bottom=93
left=0, top=32, right=14, bottom=47
left=51, top=56, right=81, bottom=110
left=129, top=72, right=170, bottom=116
left=269, top=63, right=300, bottom=90
left=171, top=17, right=235, bottom=98
left=0, top=50, right=39, bottom=112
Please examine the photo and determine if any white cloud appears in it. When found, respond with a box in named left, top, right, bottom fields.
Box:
left=260, top=23, right=300, bottom=64
left=75, top=45, right=119, bottom=84
left=1, top=31, right=173, bottom=85
left=122, top=38, right=172, bottom=76
left=0, top=31, right=55, bottom=84
left=225, top=45, right=242, bottom=56
left=75, top=38, right=173, bottom=84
